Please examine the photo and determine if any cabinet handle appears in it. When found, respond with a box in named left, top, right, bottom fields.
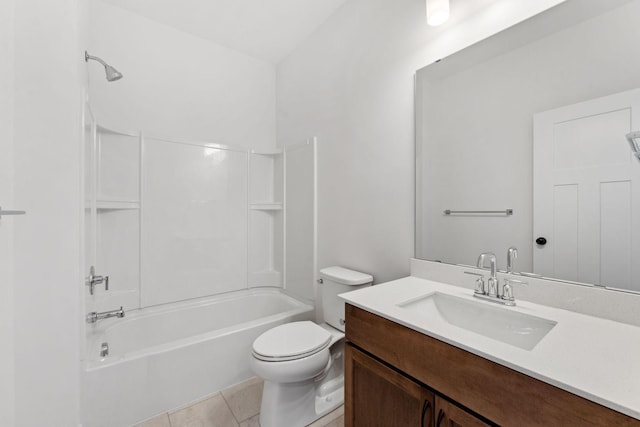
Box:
left=421, top=400, right=431, bottom=427
left=436, top=409, right=445, bottom=427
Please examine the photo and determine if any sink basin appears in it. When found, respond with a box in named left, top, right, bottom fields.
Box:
left=397, top=292, right=557, bottom=350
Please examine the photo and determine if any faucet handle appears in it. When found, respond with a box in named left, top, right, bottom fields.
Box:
left=501, top=278, right=526, bottom=306
left=501, top=282, right=515, bottom=305
left=86, top=266, right=109, bottom=295
left=464, top=271, right=485, bottom=295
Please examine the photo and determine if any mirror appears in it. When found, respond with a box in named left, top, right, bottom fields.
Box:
left=416, top=0, right=640, bottom=292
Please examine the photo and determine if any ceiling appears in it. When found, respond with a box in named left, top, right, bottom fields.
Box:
left=101, top=0, right=508, bottom=64
left=102, top=0, right=349, bottom=64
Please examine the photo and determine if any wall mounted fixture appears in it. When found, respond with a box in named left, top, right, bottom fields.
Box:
left=443, top=209, right=513, bottom=216
left=427, top=0, right=450, bottom=26
left=0, top=206, right=26, bottom=219
left=85, top=50, right=123, bottom=82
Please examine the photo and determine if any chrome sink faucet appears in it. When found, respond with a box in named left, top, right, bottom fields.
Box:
left=477, top=252, right=499, bottom=297
left=465, top=253, right=527, bottom=306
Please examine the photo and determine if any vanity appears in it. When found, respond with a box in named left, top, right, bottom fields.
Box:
left=341, top=272, right=640, bottom=426
left=378, top=0, right=640, bottom=424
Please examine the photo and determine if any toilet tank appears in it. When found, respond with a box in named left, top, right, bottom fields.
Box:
left=319, top=266, right=373, bottom=332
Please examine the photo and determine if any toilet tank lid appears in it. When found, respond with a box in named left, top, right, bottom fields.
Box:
left=319, top=266, right=373, bottom=285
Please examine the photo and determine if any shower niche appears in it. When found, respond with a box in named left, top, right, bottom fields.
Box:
left=84, top=117, right=141, bottom=313
left=249, top=150, right=284, bottom=287
left=84, top=105, right=316, bottom=311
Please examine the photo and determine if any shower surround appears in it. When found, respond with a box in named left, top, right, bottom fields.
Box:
left=82, top=108, right=317, bottom=425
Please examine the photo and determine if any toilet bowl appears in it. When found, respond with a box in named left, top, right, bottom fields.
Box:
left=251, top=321, right=345, bottom=427
left=251, top=321, right=338, bottom=383
left=251, top=266, right=372, bottom=427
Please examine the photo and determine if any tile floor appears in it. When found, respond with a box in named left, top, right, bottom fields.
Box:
left=133, top=377, right=344, bottom=427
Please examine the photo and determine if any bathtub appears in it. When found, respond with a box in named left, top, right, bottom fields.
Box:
left=81, top=289, right=313, bottom=427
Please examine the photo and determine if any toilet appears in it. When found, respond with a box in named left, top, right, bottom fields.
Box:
left=251, top=266, right=373, bottom=427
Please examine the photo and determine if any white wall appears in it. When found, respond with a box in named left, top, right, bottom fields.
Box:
left=276, top=0, right=564, bottom=287
left=0, top=0, right=15, bottom=425
left=87, top=0, right=277, bottom=150
left=12, top=0, right=84, bottom=425
left=285, top=142, right=317, bottom=302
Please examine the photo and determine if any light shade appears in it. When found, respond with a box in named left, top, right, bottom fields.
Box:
left=427, top=0, right=450, bottom=26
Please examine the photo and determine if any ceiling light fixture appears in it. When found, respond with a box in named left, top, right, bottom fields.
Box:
left=427, top=0, right=450, bottom=26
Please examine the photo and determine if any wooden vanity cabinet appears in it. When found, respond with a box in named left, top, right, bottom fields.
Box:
left=345, top=343, right=489, bottom=427
left=344, top=304, right=640, bottom=427
left=345, top=344, right=435, bottom=427
left=435, top=396, right=492, bottom=427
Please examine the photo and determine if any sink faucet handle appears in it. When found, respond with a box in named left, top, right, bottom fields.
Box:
left=501, top=282, right=515, bottom=305
left=464, top=271, right=485, bottom=295
left=501, top=278, right=527, bottom=306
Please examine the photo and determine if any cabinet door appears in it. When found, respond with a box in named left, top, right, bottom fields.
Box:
left=345, top=344, right=434, bottom=427
left=435, top=396, right=492, bottom=427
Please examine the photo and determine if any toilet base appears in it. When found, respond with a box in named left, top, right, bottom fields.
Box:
left=253, top=324, right=346, bottom=427
left=259, top=378, right=343, bottom=427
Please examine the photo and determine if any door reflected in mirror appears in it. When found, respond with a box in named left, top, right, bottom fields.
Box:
left=415, top=0, right=640, bottom=292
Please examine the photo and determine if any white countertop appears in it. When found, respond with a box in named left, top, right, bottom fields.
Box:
left=340, top=276, right=640, bottom=420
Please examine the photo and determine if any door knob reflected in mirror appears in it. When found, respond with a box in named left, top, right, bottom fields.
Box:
left=536, top=237, right=547, bottom=246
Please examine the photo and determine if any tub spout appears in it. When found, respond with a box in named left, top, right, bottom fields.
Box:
left=86, top=306, right=125, bottom=324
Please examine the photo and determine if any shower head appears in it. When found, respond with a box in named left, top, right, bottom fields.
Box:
left=85, top=50, right=123, bottom=82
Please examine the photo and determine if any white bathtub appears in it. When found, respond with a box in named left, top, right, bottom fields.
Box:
left=81, top=289, right=313, bottom=427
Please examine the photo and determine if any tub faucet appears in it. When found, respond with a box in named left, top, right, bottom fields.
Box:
left=507, top=246, right=518, bottom=273
left=477, top=252, right=498, bottom=297
left=86, top=266, right=109, bottom=295
left=86, top=306, right=125, bottom=324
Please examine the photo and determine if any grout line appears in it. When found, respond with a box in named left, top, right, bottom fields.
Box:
left=219, top=392, right=242, bottom=424
left=306, top=405, right=344, bottom=427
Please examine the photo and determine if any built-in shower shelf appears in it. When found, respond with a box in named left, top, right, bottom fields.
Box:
left=86, top=200, right=140, bottom=210
left=250, top=148, right=283, bottom=156
left=250, top=203, right=283, bottom=211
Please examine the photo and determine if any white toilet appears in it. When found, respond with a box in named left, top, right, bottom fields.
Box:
left=251, top=266, right=373, bottom=427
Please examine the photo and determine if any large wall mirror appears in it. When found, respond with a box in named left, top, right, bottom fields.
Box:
left=416, top=0, right=640, bottom=292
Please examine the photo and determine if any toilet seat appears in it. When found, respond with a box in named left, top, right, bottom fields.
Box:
left=253, top=321, right=332, bottom=362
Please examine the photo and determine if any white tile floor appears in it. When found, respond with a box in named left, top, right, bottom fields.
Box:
left=133, top=377, right=344, bottom=427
